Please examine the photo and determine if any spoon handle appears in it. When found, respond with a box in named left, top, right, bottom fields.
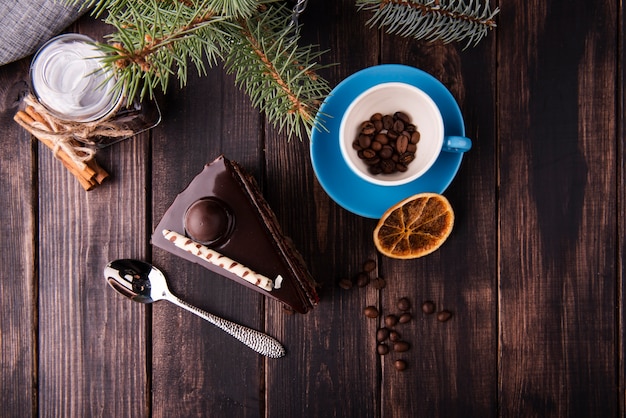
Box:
left=169, top=296, right=286, bottom=358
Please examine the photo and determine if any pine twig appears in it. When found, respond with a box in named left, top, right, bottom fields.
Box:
left=66, top=0, right=331, bottom=140
left=73, top=0, right=262, bottom=19
left=97, top=1, right=230, bottom=102
left=356, top=0, right=499, bottom=48
left=224, top=5, right=331, bottom=139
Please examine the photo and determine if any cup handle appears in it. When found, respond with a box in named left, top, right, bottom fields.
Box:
left=443, top=135, right=472, bottom=153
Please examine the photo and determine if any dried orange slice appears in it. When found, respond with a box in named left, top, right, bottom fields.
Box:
left=373, top=193, right=454, bottom=259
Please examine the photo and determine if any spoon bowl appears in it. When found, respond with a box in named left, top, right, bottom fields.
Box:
left=104, top=259, right=286, bottom=358
left=105, top=259, right=163, bottom=303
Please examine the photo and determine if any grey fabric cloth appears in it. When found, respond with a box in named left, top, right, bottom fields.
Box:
left=0, top=0, right=86, bottom=66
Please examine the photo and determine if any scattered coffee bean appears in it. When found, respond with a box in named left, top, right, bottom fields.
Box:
left=353, top=111, right=420, bottom=176
left=356, top=272, right=370, bottom=287
left=338, top=278, right=353, bottom=290
left=371, top=277, right=386, bottom=289
left=363, top=259, right=377, bottom=272
left=364, top=306, right=379, bottom=318
left=376, top=328, right=390, bottom=342
left=437, top=310, right=453, bottom=322
left=385, top=314, right=398, bottom=327
left=398, top=313, right=412, bottom=324
left=394, top=359, right=408, bottom=371
left=394, top=341, right=410, bottom=352
left=389, top=330, right=401, bottom=342
left=377, top=343, right=390, bottom=355
left=421, top=300, right=436, bottom=314
left=397, top=297, right=411, bottom=311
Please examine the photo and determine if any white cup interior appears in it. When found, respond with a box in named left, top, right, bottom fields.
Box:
left=339, top=82, right=444, bottom=186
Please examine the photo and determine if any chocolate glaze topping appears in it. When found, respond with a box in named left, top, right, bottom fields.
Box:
left=151, top=155, right=319, bottom=313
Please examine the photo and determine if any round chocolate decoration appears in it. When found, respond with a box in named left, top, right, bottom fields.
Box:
left=184, top=198, right=233, bottom=245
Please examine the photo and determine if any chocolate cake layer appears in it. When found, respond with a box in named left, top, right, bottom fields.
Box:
left=152, top=155, right=319, bottom=313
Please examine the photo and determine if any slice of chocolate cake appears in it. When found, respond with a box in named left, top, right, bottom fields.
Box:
left=152, top=155, right=319, bottom=313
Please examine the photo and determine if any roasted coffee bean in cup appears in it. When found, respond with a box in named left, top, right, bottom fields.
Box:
left=352, top=111, right=420, bottom=177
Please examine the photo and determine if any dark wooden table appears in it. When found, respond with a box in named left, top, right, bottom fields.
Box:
left=1, top=1, right=623, bottom=416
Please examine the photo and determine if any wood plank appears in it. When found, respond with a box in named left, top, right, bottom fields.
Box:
left=264, top=1, right=383, bottom=417
left=0, top=58, right=37, bottom=418
left=36, top=19, right=149, bottom=417
left=150, top=64, right=265, bottom=416
left=616, top=3, right=626, bottom=416
left=0, top=1, right=621, bottom=416
left=498, top=1, right=618, bottom=415
left=377, top=27, right=498, bottom=418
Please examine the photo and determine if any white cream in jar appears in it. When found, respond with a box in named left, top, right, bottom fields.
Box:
left=30, top=34, right=121, bottom=122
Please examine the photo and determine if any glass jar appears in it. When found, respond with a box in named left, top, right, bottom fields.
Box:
left=29, top=33, right=160, bottom=147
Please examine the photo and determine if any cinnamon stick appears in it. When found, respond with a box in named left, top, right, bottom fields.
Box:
left=14, top=108, right=109, bottom=190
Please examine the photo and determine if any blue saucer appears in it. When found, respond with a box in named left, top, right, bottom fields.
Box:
left=311, top=64, right=466, bottom=219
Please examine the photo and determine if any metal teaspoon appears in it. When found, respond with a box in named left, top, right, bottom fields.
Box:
left=104, top=259, right=286, bottom=358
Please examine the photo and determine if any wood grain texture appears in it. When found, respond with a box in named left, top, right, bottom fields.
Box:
left=615, top=1, right=626, bottom=416
left=264, top=1, right=382, bottom=417
left=498, top=1, right=618, bottom=416
left=0, top=58, right=37, bottom=418
left=35, top=20, right=150, bottom=418
left=0, top=1, right=623, bottom=417
left=150, top=64, right=265, bottom=417
left=378, top=29, right=498, bottom=417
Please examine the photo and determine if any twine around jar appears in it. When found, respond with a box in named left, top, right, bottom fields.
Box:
left=17, top=93, right=133, bottom=170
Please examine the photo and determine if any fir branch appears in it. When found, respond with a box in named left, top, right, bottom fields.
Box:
left=68, top=0, right=264, bottom=19
left=96, top=0, right=231, bottom=101
left=224, top=4, right=331, bottom=139
left=356, top=0, right=499, bottom=48
left=63, top=0, right=331, bottom=139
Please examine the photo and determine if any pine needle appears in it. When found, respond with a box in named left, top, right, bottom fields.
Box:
left=356, top=0, right=499, bottom=48
left=65, top=0, right=331, bottom=139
